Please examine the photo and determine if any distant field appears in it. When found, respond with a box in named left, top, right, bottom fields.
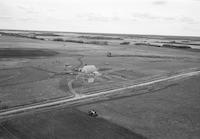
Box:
left=1, top=30, right=200, bottom=49
left=0, top=48, right=58, bottom=58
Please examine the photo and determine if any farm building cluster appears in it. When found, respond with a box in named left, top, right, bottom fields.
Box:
left=77, top=65, right=102, bottom=83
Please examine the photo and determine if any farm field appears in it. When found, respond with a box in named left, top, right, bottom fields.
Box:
left=0, top=30, right=199, bottom=138
left=0, top=30, right=200, bottom=109
left=78, top=74, right=200, bottom=139
left=0, top=72, right=199, bottom=139
left=0, top=108, right=145, bottom=139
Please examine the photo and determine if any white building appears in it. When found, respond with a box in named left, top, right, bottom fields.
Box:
left=81, top=65, right=97, bottom=74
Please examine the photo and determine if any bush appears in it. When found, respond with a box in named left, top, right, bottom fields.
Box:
left=162, top=44, right=191, bottom=49
left=148, top=43, right=161, bottom=47
left=120, top=42, right=130, bottom=45
left=134, top=43, right=149, bottom=46
left=79, top=35, right=122, bottom=40
left=53, top=38, right=64, bottom=41
left=53, top=38, right=85, bottom=43
left=64, top=40, right=84, bottom=43
left=85, top=41, right=108, bottom=45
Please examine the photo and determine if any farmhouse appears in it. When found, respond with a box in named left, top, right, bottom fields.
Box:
left=81, top=65, right=97, bottom=74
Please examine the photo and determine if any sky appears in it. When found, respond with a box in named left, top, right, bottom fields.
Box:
left=0, top=0, right=200, bottom=36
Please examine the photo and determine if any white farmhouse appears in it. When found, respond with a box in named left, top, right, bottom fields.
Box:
left=81, top=65, right=97, bottom=74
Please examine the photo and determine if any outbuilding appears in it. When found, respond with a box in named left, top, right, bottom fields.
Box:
left=88, top=77, right=95, bottom=83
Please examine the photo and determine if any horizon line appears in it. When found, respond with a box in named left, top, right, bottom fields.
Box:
left=0, top=28, right=200, bottom=38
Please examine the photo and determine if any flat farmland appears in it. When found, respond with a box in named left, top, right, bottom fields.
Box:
left=0, top=31, right=200, bottom=138
left=77, top=74, right=200, bottom=139
left=0, top=33, right=200, bottom=109
left=0, top=71, right=199, bottom=139
left=0, top=108, right=146, bottom=139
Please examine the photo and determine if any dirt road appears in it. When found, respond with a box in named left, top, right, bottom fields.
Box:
left=0, top=70, right=200, bottom=119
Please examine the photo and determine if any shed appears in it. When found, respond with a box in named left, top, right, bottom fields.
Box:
left=93, top=71, right=101, bottom=76
left=88, top=77, right=95, bottom=83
